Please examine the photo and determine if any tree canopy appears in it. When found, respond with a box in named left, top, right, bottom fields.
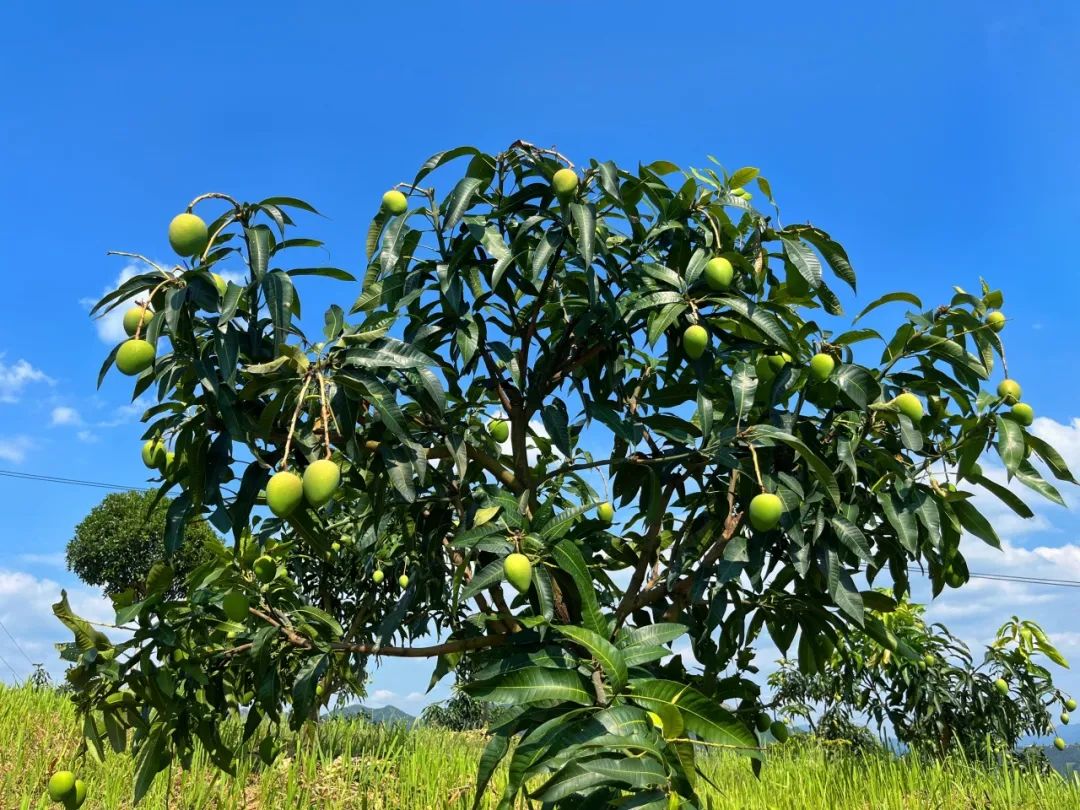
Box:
left=66, top=489, right=216, bottom=600
left=56, top=142, right=1076, bottom=807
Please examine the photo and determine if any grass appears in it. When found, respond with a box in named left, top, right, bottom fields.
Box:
left=4, top=683, right=1080, bottom=808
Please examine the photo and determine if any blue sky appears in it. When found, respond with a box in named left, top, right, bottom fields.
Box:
left=2, top=2, right=1080, bottom=725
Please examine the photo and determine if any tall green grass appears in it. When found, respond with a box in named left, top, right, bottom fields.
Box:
left=4, top=683, right=1079, bottom=808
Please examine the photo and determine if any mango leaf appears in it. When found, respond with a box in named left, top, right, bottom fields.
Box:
left=555, top=623, right=628, bottom=692
left=552, top=540, right=606, bottom=637
left=464, top=666, right=593, bottom=706
left=995, top=415, right=1025, bottom=478
left=853, top=291, right=922, bottom=324
left=628, top=679, right=758, bottom=755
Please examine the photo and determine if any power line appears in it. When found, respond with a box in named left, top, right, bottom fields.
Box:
left=0, top=648, right=21, bottom=682
left=0, top=469, right=149, bottom=492
left=0, top=618, right=36, bottom=669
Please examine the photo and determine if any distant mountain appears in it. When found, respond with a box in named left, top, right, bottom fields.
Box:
left=330, top=703, right=416, bottom=727
left=1043, top=742, right=1080, bottom=775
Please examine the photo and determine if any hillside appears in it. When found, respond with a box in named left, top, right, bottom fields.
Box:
left=329, top=703, right=416, bottom=727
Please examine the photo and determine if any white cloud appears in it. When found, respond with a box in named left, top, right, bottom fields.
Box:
left=95, top=396, right=153, bottom=428
left=404, top=691, right=425, bottom=704
left=17, top=553, right=66, bottom=568
left=76, top=430, right=99, bottom=444
left=0, top=357, right=52, bottom=404
left=50, top=406, right=83, bottom=427
left=368, top=689, right=397, bottom=707
left=0, top=436, right=33, bottom=464
left=0, top=569, right=112, bottom=683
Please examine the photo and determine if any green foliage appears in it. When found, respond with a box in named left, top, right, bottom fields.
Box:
left=66, top=490, right=216, bottom=599
left=59, top=143, right=1076, bottom=806
left=770, top=596, right=1074, bottom=759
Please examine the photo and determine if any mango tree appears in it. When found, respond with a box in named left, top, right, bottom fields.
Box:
left=57, top=141, right=1075, bottom=806
left=770, top=596, right=1074, bottom=757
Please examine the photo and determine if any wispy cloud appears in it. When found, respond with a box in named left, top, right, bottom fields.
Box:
left=50, top=406, right=83, bottom=427
left=0, top=436, right=33, bottom=464
left=0, top=357, right=52, bottom=404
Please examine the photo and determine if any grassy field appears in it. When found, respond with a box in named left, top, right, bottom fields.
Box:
left=4, top=684, right=1080, bottom=809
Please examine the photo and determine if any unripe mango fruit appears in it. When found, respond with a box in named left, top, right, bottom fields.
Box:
left=141, top=439, right=167, bottom=469
left=997, top=379, right=1022, bottom=404
left=266, top=471, right=304, bottom=517
left=986, top=311, right=1006, bottom=332
left=398, top=574, right=410, bottom=588
left=770, top=720, right=789, bottom=742
left=597, top=501, right=615, bottom=524
left=168, top=212, right=209, bottom=257
left=552, top=168, right=579, bottom=196
left=48, top=771, right=76, bottom=801
left=70, top=779, right=87, bottom=808
left=122, top=306, right=153, bottom=336
left=1011, top=403, right=1034, bottom=426
left=116, top=339, right=155, bottom=375
left=1062, top=711, right=1071, bottom=725
left=253, top=556, right=276, bottom=583
left=704, top=257, right=733, bottom=290
left=382, top=190, right=408, bottom=215
left=372, top=569, right=385, bottom=584
left=683, top=325, right=708, bottom=359
left=749, top=493, right=783, bottom=531
left=994, top=677, right=1008, bottom=695
left=303, top=459, right=341, bottom=507
left=1055, top=736, right=1067, bottom=751
left=894, top=392, right=924, bottom=421
left=222, top=589, right=249, bottom=622
left=1066, top=698, right=1077, bottom=712
left=809, top=353, right=835, bottom=381
left=489, top=419, right=509, bottom=443
left=767, top=352, right=792, bottom=373
left=504, top=552, right=533, bottom=593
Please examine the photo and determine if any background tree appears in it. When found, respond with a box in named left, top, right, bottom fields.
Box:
left=66, top=490, right=216, bottom=600
left=54, top=142, right=1076, bottom=807
left=769, top=596, right=1074, bottom=758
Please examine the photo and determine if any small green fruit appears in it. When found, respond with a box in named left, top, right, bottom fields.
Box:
left=381, top=190, right=408, bottom=215
left=316, top=684, right=325, bottom=697
left=944, top=562, right=965, bottom=589
left=116, top=339, right=155, bottom=376
left=331, top=541, right=341, bottom=553
left=997, top=379, right=1022, bottom=404
left=249, top=557, right=272, bottom=587
left=168, top=212, right=209, bottom=257
left=372, top=569, right=385, bottom=584
left=748, top=493, right=783, bottom=531
left=1062, top=711, right=1071, bottom=725
left=122, top=306, right=153, bottom=336
left=68, top=778, right=87, bottom=808
left=894, top=392, right=924, bottom=421
left=923, top=653, right=935, bottom=666
left=994, top=678, right=1009, bottom=695
left=163, top=451, right=177, bottom=477
left=504, top=553, right=533, bottom=594
left=809, top=353, right=836, bottom=382
left=211, top=273, right=227, bottom=297
left=303, top=459, right=341, bottom=507
left=1055, top=736, right=1067, bottom=751
left=703, top=257, right=734, bottom=291
left=222, top=590, right=249, bottom=623
left=767, top=352, right=792, bottom=373
left=755, top=713, right=772, bottom=733
left=986, top=311, right=1006, bottom=332
left=398, top=574, right=410, bottom=588
left=597, top=501, right=615, bottom=524
left=770, top=720, right=789, bottom=742
left=1011, top=403, right=1034, bottom=426
left=488, top=419, right=510, bottom=443
left=47, top=771, right=76, bottom=801
left=683, top=324, right=708, bottom=359
left=1067, top=698, right=1077, bottom=712
left=141, top=439, right=167, bottom=469
left=266, top=471, right=304, bottom=517
left=552, top=168, right=579, bottom=196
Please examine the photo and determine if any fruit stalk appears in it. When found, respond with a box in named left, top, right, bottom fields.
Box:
left=280, top=374, right=313, bottom=470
